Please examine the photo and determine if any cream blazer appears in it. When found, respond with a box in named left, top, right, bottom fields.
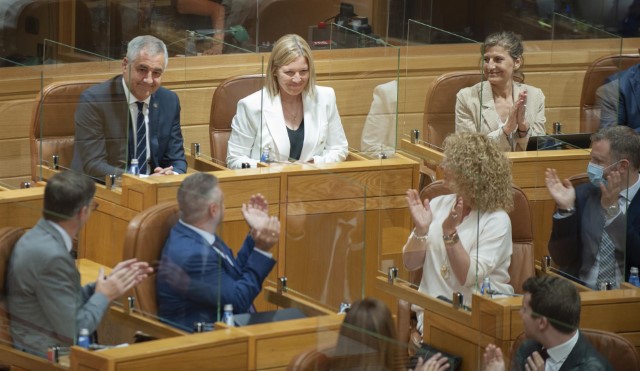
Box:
left=227, top=85, right=349, bottom=169
left=455, top=81, right=546, bottom=151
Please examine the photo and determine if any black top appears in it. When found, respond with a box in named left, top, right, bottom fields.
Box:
left=287, top=119, right=305, bottom=161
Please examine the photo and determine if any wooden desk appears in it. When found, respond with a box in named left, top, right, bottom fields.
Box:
left=376, top=274, right=640, bottom=371
left=0, top=187, right=44, bottom=228
left=400, top=139, right=591, bottom=260
left=73, top=156, right=419, bottom=312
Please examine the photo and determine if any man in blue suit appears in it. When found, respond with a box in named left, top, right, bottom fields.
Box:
left=156, top=172, right=280, bottom=331
left=71, top=35, right=187, bottom=180
left=597, top=62, right=640, bottom=132
left=546, top=126, right=640, bottom=289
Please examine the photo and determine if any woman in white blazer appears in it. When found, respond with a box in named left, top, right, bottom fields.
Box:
left=227, top=34, right=349, bottom=169
left=455, top=31, right=546, bottom=151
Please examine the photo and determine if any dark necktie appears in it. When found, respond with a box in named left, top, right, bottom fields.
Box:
left=538, top=347, right=549, bottom=361
left=135, top=101, right=148, bottom=174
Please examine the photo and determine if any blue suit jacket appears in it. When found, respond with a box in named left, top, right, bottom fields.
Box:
left=156, top=221, right=276, bottom=332
left=548, top=182, right=640, bottom=285
left=71, top=75, right=187, bottom=179
left=598, top=64, right=640, bottom=132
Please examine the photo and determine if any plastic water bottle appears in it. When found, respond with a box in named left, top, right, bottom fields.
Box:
left=77, top=328, right=90, bottom=349
left=629, top=267, right=640, bottom=287
left=222, top=304, right=234, bottom=327
left=128, top=158, right=140, bottom=176
left=185, top=30, right=197, bottom=56
left=481, top=277, right=492, bottom=297
left=260, top=146, right=271, bottom=163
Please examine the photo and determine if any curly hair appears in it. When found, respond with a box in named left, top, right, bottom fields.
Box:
left=443, top=132, right=513, bottom=212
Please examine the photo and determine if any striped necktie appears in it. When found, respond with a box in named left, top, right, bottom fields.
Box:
left=135, top=101, right=148, bottom=174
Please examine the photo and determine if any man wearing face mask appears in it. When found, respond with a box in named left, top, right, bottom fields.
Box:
left=545, top=126, right=640, bottom=289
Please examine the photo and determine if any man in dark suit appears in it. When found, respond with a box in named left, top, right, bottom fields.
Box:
left=483, top=276, right=612, bottom=371
left=597, top=61, right=640, bottom=132
left=7, top=171, right=152, bottom=357
left=545, top=126, right=640, bottom=289
left=71, top=35, right=187, bottom=180
left=156, top=172, right=280, bottom=332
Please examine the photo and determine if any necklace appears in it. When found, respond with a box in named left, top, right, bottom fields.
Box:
left=282, top=101, right=302, bottom=128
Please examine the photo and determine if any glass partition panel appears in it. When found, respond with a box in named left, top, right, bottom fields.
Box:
left=179, top=48, right=264, bottom=169
left=0, top=57, right=42, bottom=189
left=272, top=169, right=366, bottom=312
left=317, top=311, right=410, bottom=371
left=327, top=23, right=400, bottom=158
left=38, top=41, right=122, bottom=183
left=402, top=20, right=482, bottom=152
left=549, top=12, right=623, bottom=135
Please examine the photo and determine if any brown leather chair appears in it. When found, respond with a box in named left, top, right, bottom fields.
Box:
left=580, top=54, right=640, bottom=133
left=423, top=72, right=483, bottom=148
left=397, top=181, right=535, bottom=345
left=286, top=348, right=331, bottom=371
left=0, top=227, right=25, bottom=345
left=122, top=202, right=179, bottom=316
left=511, top=329, right=640, bottom=371
left=29, top=80, right=100, bottom=181
left=209, top=74, right=264, bottom=166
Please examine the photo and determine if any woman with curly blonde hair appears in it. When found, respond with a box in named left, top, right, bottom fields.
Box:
left=403, top=132, right=514, bottom=332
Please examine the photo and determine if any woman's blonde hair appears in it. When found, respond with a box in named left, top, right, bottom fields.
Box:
left=265, top=34, right=316, bottom=98
left=443, top=132, right=513, bottom=212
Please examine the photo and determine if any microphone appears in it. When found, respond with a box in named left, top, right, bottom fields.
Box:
left=486, top=289, right=522, bottom=297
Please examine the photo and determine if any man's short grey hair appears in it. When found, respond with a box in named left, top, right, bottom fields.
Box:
left=126, top=35, right=168, bottom=69
left=177, top=173, right=222, bottom=224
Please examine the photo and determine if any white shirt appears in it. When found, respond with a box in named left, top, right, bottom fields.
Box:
left=545, top=330, right=580, bottom=371
left=121, top=78, right=151, bottom=174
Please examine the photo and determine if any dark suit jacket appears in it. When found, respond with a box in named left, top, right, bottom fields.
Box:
left=548, top=182, right=640, bottom=286
left=71, top=75, right=187, bottom=179
left=156, top=221, right=276, bottom=332
left=598, top=64, right=640, bottom=132
left=511, top=333, right=612, bottom=371
left=7, top=219, right=110, bottom=357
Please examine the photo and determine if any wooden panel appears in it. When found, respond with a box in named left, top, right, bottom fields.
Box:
left=255, top=330, right=339, bottom=369
left=80, top=211, right=129, bottom=267
left=0, top=100, right=34, bottom=140
left=0, top=139, right=31, bottom=179
left=287, top=168, right=412, bottom=202
left=174, top=87, right=215, bottom=126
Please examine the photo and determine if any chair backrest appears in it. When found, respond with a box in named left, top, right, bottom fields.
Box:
left=413, top=180, right=535, bottom=294
left=569, top=173, right=590, bottom=189
left=122, top=202, right=179, bottom=316
left=580, top=54, right=640, bottom=133
left=286, top=348, right=331, bottom=371
left=0, top=227, right=25, bottom=344
left=511, top=329, right=640, bottom=371
left=29, top=80, right=100, bottom=181
left=423, top=72, right=483, bottom=147
left=209, top=74, right=264, bottom=166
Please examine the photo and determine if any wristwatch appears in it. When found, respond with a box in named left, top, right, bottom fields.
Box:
left=443, top=231, right=459, bottom=245
left=606, top=203, right=620, bottom=218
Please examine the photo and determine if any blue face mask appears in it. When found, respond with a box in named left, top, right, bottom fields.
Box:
left=587, top=162, right=606, bottom=187
left=587, top=161, right=621, bottom=187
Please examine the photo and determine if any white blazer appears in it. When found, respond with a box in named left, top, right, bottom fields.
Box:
left=227, top=85, right=349, bottom=169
